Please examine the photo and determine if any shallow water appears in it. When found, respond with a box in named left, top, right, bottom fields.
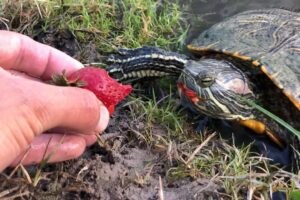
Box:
left=180, top=0, right=300, bottom=42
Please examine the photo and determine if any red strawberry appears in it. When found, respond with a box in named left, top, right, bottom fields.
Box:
left=52, top=67, right=132, bottom=115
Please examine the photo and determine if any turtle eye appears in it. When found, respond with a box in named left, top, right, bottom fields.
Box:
left=198, top=77, right=215, bottom=88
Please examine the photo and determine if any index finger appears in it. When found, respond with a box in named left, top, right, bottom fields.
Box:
left=0, top=30, right=83, bottom=79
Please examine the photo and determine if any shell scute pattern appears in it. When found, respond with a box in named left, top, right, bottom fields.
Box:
left=189, top=9, right=300, bottom=110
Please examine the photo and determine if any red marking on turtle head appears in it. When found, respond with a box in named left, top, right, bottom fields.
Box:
left=177, top=83, right=207, bottom=103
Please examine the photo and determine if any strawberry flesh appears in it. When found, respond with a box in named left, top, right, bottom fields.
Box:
left=66, top=67, right=132, bottom=115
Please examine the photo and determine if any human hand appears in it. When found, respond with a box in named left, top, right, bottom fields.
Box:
left=0, top=30, right=109, bottom=171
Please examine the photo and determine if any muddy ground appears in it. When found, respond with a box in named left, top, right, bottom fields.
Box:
left=36, top=112, right=221, bottom=200
left=1, top=111, right=222, bottom=200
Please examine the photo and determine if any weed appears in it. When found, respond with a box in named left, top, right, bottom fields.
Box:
left=1, top=0, right=186, bottom=52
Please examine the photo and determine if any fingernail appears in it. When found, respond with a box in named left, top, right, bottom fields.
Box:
left=96, top=105, right=110, bottom=133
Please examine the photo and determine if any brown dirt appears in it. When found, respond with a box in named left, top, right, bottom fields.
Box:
left=1, top=110, right=221, bottom=200
left=53, top=111, right=220, bottom=200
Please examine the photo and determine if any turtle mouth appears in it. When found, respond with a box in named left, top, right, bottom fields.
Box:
left=177, top=83, right=208, bottom=103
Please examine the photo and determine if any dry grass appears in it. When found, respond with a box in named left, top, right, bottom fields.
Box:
left=126, top=94, right=300, bottom=199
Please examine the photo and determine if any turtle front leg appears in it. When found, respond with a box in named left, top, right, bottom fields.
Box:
left=238, top=119, right=285, bottom=148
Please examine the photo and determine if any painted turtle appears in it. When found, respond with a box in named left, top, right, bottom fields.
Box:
left=107, top=9, right=300, bottom=169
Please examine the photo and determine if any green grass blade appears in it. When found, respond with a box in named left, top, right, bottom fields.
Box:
left=244, top=99, right=300, bottom=139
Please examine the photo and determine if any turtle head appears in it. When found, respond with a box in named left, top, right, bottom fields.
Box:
left=177, top=59, right=255, bottom=120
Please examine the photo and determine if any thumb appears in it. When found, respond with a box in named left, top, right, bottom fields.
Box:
left=38, top=84, right=110, bottom=133
left=0, top=71, right=110, bottom=171
left=8, top=69, right=110, bottom=134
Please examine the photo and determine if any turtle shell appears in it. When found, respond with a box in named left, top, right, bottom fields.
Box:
left=188, top=9, right=300, bottom=110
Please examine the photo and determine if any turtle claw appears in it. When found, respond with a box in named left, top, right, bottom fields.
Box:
left=195, top=116, right=211, bottom=133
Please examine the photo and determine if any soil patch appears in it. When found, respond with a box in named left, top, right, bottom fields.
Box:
left=1, top=111, right=221, bottom=200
